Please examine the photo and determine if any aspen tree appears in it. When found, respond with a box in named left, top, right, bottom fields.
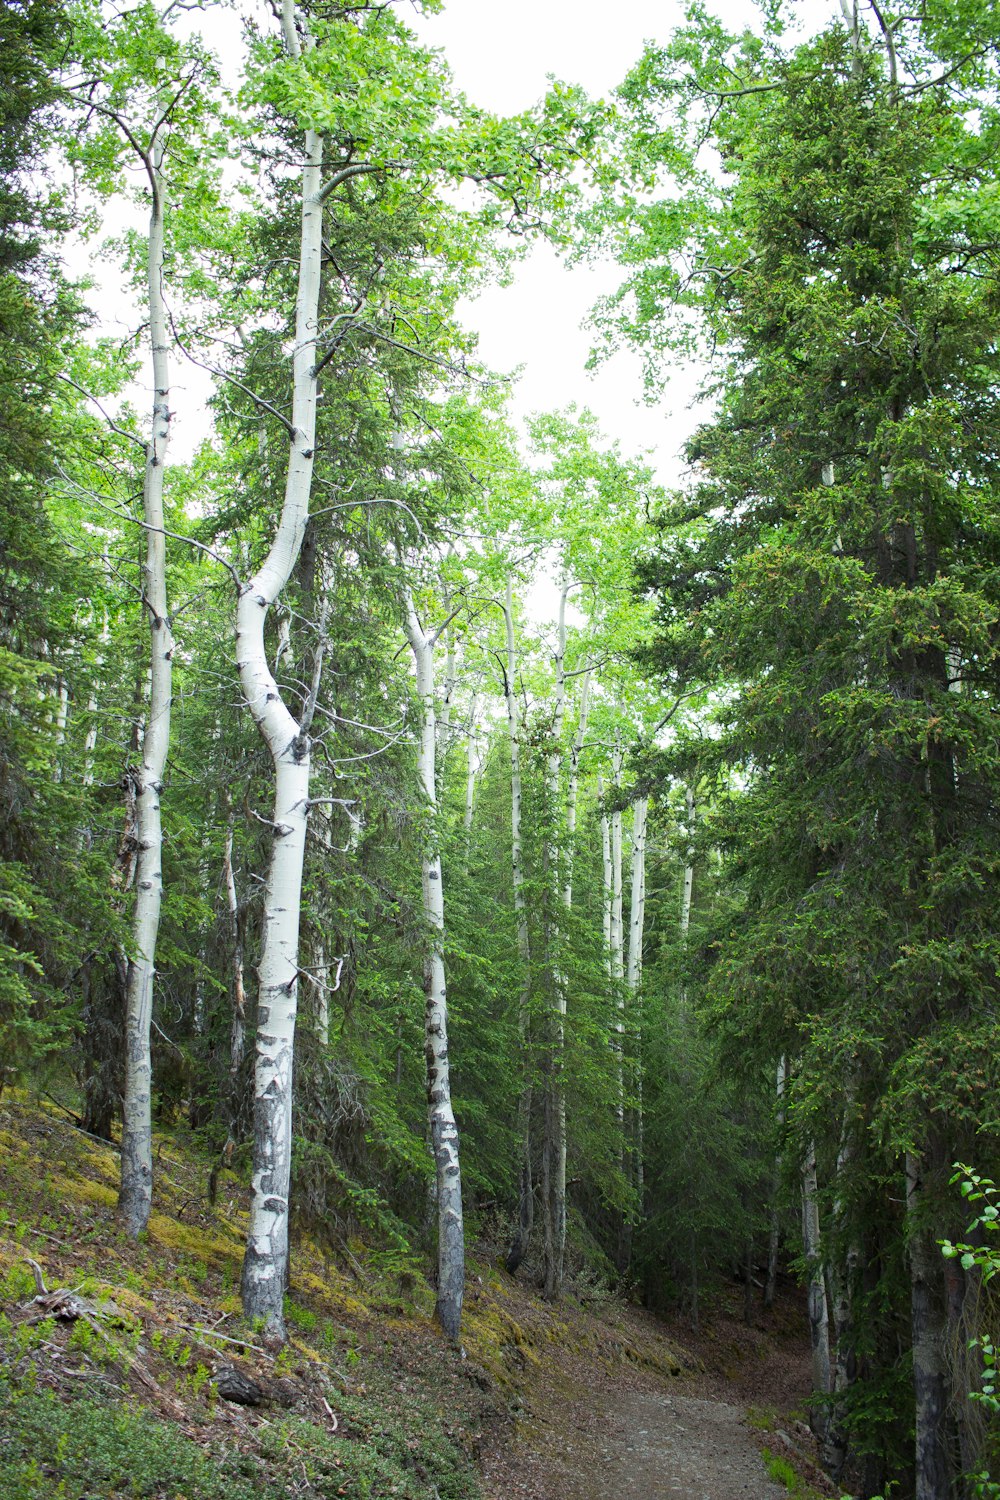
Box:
left=236, top=0, right=329, bottom=1335
left=399, top=575, right=464, bottom=1341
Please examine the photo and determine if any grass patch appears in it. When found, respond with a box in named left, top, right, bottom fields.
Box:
left=760, top=1444, right=827, bottom=1498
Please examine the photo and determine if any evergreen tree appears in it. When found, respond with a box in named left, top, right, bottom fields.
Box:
left=601, top=14, right=1000, bottom=1496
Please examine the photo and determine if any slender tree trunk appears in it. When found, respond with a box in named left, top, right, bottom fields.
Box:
left=541, top=580, right=569, bottom=1301
left=52, top=674, right=69, bottom=782
left=599, top=775, right=612, bottom=969
left=801, top=1139, right=833, bottom=1443
left=610, top=739, right=625, bottom=1129
left=401, top=582, right=465, bottom=1341
left=625, top=798, right=647, bottom=995
left=551, top=663, right=591, bottom=1287
left=461, top=699, right=477, bottom=874
left=119, top=124, right=174, bottom=1238
left=221, top=797, right=247, bottom=1128
left=504, top=579, right=534, bottom=1275
left=619, top=795, right=647, bottom=1272
left=312, top=938, right=329, bottom=1046
left=764, top=1055, right=787, bottom=1308
left=825, top=1101, right=859, bottom=1480
left=237, top=0, right=324, bottom=1336
left=540, top=581, right=592, bottom=1300
left=562, top=668, right=591, bottom=909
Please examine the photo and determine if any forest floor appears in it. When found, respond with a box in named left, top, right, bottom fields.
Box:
left=0, top=1090, right=830, bottom=1500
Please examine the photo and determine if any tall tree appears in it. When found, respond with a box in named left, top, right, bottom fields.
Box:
left=606, top=11, right=1000, bottom=1493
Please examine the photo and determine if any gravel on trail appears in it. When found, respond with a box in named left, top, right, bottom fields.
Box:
left=482, top=1358, right=790, bottom=1500
left=477, top=1290, right=821, bottom=1500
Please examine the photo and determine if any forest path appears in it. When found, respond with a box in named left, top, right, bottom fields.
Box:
left=479, top=1289, right=819, bottom=1500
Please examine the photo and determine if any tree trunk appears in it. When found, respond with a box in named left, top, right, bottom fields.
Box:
left=238, top=0, right=324, bottom=1337
left=221, top=797, right=247, bottom=1142
left=906, top=1150, right=952, bottom=1500
left=119, top=123, right=174, bottom=1238
left=801, top=1138, right=833, bottom=1443
left=610, top=738, right=625, bottom=1130
left=402, top=581, right=464, bottom=1342
left=461, top=697, right=477, bottom=875
left=619, top=794, right=647, bottom=1273
left=504, top=579, right=534, bottom=1276
left=764, top=1054, right=786, bottom=1309
left=541, top=579, right=570, bottom=1301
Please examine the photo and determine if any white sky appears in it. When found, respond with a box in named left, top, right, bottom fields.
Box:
left=407, top=0, right=833, bottom=486
left=81, top=0, right=834, bottom=483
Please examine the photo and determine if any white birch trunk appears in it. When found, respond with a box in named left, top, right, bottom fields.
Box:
left=610, top=739, right=625, bottom=1132
left=312, top=937, right=328, bottom=1046
left=619, top=794, right=648, bottom=1271
left=826, top=1099, right=860, bottom=1479
left=801, top=1139, right=833, bottom=1439
left=237, top=0, right=323, bottom=1335
left=599, top=774, right=612, bottom=972
left=562, top=669, right=591, bottom=909
left=610, top=739, right=624, bottom=983
left=52, top=676, right=69, bottom=782
left=680, top=785, right=696, bottom=944
left=626, top=797, right=648, bottom=994
left=119, top=123, right=174, bottom=1238
left=461, top=698, right=477, bottom=873
left=764, top=1054, right=786, bottom=1308
left=222, top=798, right=247, bottom=1094
left=401, top=582, right=464, bottom=1341
left=542, top=580, right=570, bottom=1300
left=504, top=579, right=534, bottom=1275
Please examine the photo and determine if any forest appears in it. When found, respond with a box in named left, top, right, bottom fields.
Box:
left=2, top=0, right=1000, bottom=1497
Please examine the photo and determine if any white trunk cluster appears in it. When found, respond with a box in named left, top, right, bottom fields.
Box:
left=119, top=126, right=174, bottom=1238
left=237, top=1, right=323, bottom=1335
left=401, top=582, right=464, bottom=1341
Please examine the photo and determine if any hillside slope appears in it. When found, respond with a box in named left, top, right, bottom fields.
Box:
left=0, top=1092, right=816, bottom=1499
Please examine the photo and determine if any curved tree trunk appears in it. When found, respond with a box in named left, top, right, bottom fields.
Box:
left=237, top=0, right=324, bottom=1338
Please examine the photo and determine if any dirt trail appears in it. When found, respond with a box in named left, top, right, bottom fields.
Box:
left=483, top=1359, right=788, bottom=1500
left=479, top=1290, right=820, bottom=1500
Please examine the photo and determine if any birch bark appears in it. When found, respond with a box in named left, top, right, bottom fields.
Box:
left=541, top=580, right=569, bottom=1300
left=801, top=1139, right=833, bottom=1442
left=610, top=739, right=625, bottom=1130
left=237, top=0, right=324, bottom=1336
left=764, top=1055, right=786, bottom=1308
left=119, top=121, right=174, bottom=1237
left=625, top=797, right=647, bottom=995
left=401, top=580, right=465, bottom=1340
left=619, top=794, right=647, bottom=1271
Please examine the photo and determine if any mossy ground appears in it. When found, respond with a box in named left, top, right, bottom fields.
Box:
left=0, top=1089, right=693, bottom=1500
